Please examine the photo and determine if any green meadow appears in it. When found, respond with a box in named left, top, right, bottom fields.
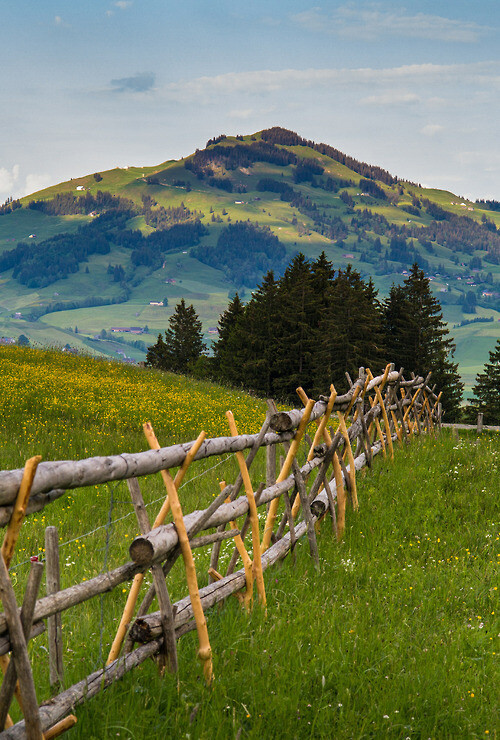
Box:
left=0, top=348, right=498, bottom=738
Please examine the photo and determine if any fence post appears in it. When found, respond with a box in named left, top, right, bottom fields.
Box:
left=45, top=526, right=64, bottom=690
left=477, top=413, right=484, bottom=434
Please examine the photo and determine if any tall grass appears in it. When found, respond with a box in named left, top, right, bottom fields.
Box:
left=0, top=348, right=498, bottom=737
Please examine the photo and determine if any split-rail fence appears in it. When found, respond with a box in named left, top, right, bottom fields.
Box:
left=0, top=364, right=442, bottom=739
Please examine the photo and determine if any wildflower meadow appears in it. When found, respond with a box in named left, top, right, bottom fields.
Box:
left=0, top=346, right=498, bottom=738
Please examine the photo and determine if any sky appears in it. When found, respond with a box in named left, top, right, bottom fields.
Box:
left=1, top=0, right=500, bottom=202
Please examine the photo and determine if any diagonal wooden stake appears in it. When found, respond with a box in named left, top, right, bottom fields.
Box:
left=106, top=430, right=205, bottom=665
left=336, top=412, right=358, bottom=510
left=220, top=482, right=253, bottom=611
left=144, top=427, right=214, bottom=684
left=226, top=412, right=266, bottom=611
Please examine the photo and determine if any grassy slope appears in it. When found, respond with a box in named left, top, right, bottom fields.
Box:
left=0, top=348, right=497, bottom=738
left=1, top=132, right=500, bottom=385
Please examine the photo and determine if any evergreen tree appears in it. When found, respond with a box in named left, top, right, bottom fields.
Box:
left=383, top=263, right=462, bottom=419
left=241, top=271, right=281, bottom=397
left=273, top=254, right=317, bottom=398
left=146, top=299, right=206, bottom=374
left=211, top=293, right=246, bottom=386
left=313, top=265, right=384, bottom=394
left=145, top=333, right=169, bottom=369
left=468, top=339, right=500, bottom=423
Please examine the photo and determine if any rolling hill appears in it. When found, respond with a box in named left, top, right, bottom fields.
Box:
left=1, top=126, right=500, bottom=395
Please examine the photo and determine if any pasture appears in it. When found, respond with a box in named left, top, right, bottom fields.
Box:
left=0, top=348, right=497, bottom=738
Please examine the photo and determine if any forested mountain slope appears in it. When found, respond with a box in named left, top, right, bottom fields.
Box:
left=1, top=126, right=499, bottom=393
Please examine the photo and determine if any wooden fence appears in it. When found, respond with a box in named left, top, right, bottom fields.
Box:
left=0, top=364, right=442, bottom=739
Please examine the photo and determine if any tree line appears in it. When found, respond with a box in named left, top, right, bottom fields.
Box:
left=147, top=255, right=463, bottom=420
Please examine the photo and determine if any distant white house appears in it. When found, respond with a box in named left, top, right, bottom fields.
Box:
left=149, top=301, right=163, bottom=306
left=76, top=186, right=85, bottom=191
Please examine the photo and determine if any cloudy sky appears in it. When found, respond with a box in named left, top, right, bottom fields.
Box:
left=2, top=1, right=499, bottom=201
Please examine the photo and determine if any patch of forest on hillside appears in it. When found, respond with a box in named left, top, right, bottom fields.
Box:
left=0, top=208, right=207, bottom=288
left=191, top=222, right=289, bottom=286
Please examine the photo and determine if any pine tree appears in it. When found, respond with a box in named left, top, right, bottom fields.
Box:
left=383, top=263, right=462, bottom=419
left=145, top=333, right=169, bottom=369
left=469, top=339, right=500, bottom=423
left=273, top=254, right=317, bottom=398
left=211, top=293, right=246, bottom=386
left=146, top=299, right=206, bottom=374
left=241, top=271, right=281, bottom=397
left=313, top=265, right=384, bottom=394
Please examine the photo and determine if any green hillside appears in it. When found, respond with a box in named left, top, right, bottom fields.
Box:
left=1, top=127, right=500, bottom=394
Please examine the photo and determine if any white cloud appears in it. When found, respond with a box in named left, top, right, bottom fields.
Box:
left=229, top=108, right=255, bottom=119
left=24, top=173, right=52, bottom=196
left=361, top=92, right=420, bottom=106
left=0, top=165, right=20, bottom=198
left=54, top=15, right=70, bottom=27
left=421, top=124, right=445, bottom=137
left=291, top=6, right=488, bottom=43
left=114, top=1, right=132, bottom=8
left=162, top=62, right=500, bottom=102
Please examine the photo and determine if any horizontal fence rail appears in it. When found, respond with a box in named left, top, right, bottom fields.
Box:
left=0, top=364, right=442, bottom=739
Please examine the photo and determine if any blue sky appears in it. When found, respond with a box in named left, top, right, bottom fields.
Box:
left=1, top=1, right=499, bottom=201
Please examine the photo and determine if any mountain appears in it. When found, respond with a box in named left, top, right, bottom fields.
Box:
left=1, top=126, right=499, bottom=394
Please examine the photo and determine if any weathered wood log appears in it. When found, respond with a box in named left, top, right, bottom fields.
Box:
left=0, top=624, right=45, bottom=658
left=0, top=491, right=66, bottom=529
left=0, top=561, right=44, bottom=731
left=0, top=553, right=43, bottom=739
left=225, top=483, right=265, bottom=577
left=0, top=562, right=145, bottom=646
left=0, top=430, right=296, bottom=506
left=133, top=482, right=238, bottom=623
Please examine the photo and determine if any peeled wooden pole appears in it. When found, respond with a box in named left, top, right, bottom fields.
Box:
left=220, top=482, right=253, bottom=611
left=106, top=429, right=205, bottom=665
left=370, top=383, right=394, bottom=460
left=1, top=457, right=42, bottom=568
left=336, top=412, right=358, bottom=510
left=146, top=439, right=214, bottom=684
left=390, top=409, right=403, bottom=444
left=261, top=399, right=314, bottom=553
left=43, top=715, right=77, bottom=739
left=226, top=412, right=266, bottom=611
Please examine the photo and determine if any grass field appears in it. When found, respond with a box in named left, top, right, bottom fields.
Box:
left=0, top=348, right=498, bottom=738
